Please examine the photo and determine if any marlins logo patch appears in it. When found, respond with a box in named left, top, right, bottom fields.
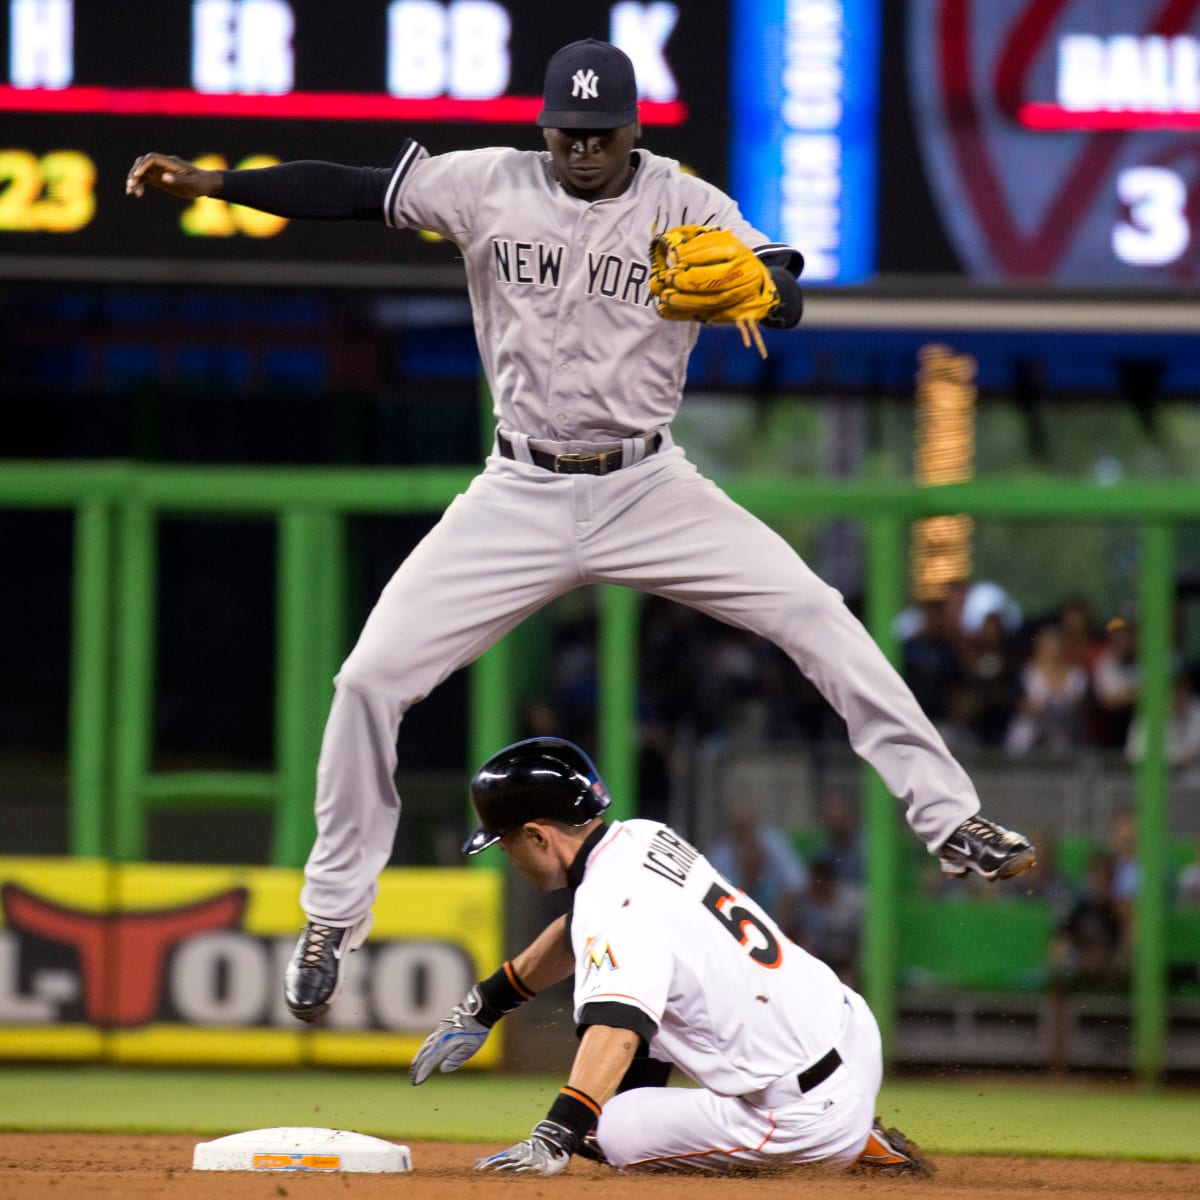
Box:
left=582, top=936, right=619, bottom=979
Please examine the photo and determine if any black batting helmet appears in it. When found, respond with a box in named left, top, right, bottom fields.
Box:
left=463, top=737, right=611, bottom=855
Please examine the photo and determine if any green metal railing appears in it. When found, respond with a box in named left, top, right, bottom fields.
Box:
left=0, top=460, right=1191, bottom=1080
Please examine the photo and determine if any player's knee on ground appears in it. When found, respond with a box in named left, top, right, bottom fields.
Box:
left=594, top=1093, right=642, bottom=1170
left=594, top=1092, right=709, bottom=1171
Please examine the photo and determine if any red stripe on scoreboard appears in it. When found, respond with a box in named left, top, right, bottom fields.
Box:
left=0, top=86, right=688, bottom=125
left=1018, top=103, right=1200, bottom=130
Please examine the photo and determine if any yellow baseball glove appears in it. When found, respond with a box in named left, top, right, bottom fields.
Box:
left=648, top=224, right=780, bottom=357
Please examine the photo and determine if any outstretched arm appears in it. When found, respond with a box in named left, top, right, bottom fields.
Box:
left=510, top=912, right=574, bottom=991
left=126, top=153, right=392, bottom=220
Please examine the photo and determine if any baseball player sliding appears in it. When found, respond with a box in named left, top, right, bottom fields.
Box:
left=412, top=736, right=932, bottom=1176
left=126, top=39, right=1036, bottom=1024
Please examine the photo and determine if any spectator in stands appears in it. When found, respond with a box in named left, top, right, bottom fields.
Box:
left=1046, top=846, right=1130, bottom=1067
left=535, top=613, right=600, bottom=749
left=1057, top=595, right=1106, bottom=678
left=1049, top=849, right=1128, bottom=989
left=1106, top=806, right=1139, bottom=901
left=798, top=854, right=864, bottom=990
left=958, top=610, right=1021, bottom=749
left=998, top=829, right=1075, bottom=924
left=1176, top=838, right=1200, bottom=909
left=708, top=800, right=808, bottom=941
left=901, top=598, right=967, bottom=744
left=709, top=627, right=773, bottom=741
left=1090, top=614, right=1139, bottom=749
left=894, top=579, right=1021, bottom=648
left=1126, top=671, right=1200, bottom=786
left=521, top=696, right=563, bottom=739
left=955, top=579, right=1023, bottom=644
left=640, top=600, right=750, bottom=744
left=757, top=641, right=832, bottom=744
left=811, top=790, right=864, bottom=886
left=1004, top=622, right=1089, bottom=756
left=1171, top=838, right=1200, bottom=991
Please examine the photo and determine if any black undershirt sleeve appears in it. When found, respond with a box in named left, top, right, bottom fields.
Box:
left=763, top=266, right=805, bottom=328
left=216, top=160, right=392, bottom=221
left=577, top=1000, right=657, bottom=1047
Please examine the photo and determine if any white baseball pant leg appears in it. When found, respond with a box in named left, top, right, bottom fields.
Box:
left=300, top=458, right=589, bottom=922
left=596, top=988, right=882, bottom=1172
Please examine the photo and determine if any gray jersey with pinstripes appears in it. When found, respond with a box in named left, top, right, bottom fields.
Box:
left=382, top=143, right=790, bottom=441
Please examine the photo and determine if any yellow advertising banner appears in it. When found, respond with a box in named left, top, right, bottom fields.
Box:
left=0, top=858, right=502, bottom=1068
left=0, top=857, right=109, bottom=1061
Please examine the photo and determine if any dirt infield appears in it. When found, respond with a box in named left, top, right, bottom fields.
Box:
left=2, top=1134, right=1199, bottom=1198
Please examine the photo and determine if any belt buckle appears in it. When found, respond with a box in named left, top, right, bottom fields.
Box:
left=554, top=452, right=606, bottom=475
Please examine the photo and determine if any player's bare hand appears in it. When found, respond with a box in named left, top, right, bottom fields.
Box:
left=125, top=153, right=221, bottom=199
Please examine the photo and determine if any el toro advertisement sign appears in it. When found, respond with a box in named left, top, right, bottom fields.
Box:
left=0, top=858, right=501, bottom=1067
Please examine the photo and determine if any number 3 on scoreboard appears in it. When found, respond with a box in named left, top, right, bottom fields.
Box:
left=0, top=149, right=96, bottom=233
left=1113, top=167, right=1190, bottom=268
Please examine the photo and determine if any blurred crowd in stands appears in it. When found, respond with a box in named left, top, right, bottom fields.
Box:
left=530, top=582, right=1200, bottom=792
left=899, top=586, right=1150, bottom=762
left=701, top=798, right=1200, bottom=996
left=518, top=582, right=1200, bottom=994
left=899, top=583, right=1200, bottom=782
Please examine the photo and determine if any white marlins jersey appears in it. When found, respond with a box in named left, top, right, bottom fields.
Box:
left=569, top=819, right=848, bottom=1097
left=382, top=144, right=787, bottom=441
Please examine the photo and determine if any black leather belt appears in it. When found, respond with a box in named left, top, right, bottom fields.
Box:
left=796, top=1047, right=842, bottom=1093
left=498, top=432, right=661, bottom=476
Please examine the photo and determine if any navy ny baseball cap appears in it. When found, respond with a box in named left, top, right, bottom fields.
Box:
left=536, top=39, right=639, bottom=129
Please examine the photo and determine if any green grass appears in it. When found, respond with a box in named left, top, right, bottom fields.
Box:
left=1, top=1067, right=551, bottom=1142
left=878, top=1076, right=1200, bottom=1161
left=1, top=1067, right=1199, bottom=1162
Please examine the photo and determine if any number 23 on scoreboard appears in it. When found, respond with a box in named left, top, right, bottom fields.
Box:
left=0, top=149, right=95, bottom=233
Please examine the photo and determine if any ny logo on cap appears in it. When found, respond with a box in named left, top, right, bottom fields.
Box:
left=571, top=68, right=599, bottom=99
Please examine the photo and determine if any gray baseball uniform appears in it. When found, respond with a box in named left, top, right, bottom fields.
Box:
left=295, top=139, right=982, bottom=924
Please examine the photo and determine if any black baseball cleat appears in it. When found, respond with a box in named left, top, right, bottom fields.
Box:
left=284, top=914, right=372, bottom=1022
left=938, top=815, right=1037, bottom=881
left=847, top=1119, right=934, bottom=1178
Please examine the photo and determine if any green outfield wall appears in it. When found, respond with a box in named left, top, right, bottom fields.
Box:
left=0, top=460, right=1192, bottom=1080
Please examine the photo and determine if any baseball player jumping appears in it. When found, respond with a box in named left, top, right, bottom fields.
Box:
left=412, top=735, right=932, bottom=1176
left=126, top=39, right=1036, bottom=1024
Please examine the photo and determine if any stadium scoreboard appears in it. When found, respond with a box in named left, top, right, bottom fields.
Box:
left=0, top=0, right=725, bottom=273
left=1, top=0, right=1198, bottom=291
left=903, top=0, right=1200, bottom=290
